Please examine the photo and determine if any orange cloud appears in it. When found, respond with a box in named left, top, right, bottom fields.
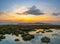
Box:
left=0, top=13, right=60, bottom=22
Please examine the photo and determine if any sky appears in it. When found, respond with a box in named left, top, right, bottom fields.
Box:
left=0, top=0, right=60, bottom=24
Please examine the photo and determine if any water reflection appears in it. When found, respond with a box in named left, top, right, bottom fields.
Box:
left=0, top=29, right=60, bottom=44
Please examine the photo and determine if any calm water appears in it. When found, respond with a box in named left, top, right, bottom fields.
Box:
left=0, top=29, right=60, bottom=44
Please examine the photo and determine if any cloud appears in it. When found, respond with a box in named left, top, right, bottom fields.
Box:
left=12, top=6, right=28, bottom=13
left=17, top=6, right=44, bottom=15
left=52, top=11, right=60, bottom=16
left=0, top=12, right=4, bottom=15
left=0, top=12, right=60, bottom=23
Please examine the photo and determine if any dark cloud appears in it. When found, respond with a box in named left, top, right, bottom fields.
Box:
left=17, top=6, right=44, bottom=15
left=0, top=12, right=3, bottom=15
left=0, top=12, right=6, bottom=15
left=52, top=12, right=60, bottom=16
left=24, top=6, right=44, bottom=15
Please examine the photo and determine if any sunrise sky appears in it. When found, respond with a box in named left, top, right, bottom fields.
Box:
left=0, top=0, right=60, bottom=24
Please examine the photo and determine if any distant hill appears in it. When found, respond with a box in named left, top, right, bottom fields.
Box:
left=18, top=22, right=52, bottom=25
left=0, top=22, right=53, bottom=25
